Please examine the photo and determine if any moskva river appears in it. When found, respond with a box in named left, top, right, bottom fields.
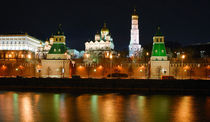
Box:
left=0, top=91, right=210, bottom=122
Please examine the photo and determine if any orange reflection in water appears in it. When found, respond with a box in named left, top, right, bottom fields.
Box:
left=99, top=94, right=118, bottom=122
left=20, top=94, right=34, bottom=122
left=205, top=97, right=210, bottom=121
left=76, top=94, right=92, bottom=122
left=138, top=96, right=150, bottom=121
left=0, top=92, right=15, bottom=121
left=174, top=96, right=195, bottom=122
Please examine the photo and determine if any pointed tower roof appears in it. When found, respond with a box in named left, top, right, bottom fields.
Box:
left=55, top=24, right=64, bottom=35
left=155, top=26, right=163, bottom=36
left=132, top=8, right=138, bottom=16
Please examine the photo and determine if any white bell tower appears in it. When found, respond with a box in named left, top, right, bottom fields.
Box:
left=129, top=9, right=141, bottom=57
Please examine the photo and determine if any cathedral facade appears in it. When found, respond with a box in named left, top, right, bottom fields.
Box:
left=84, top=23, right=115, bottom=63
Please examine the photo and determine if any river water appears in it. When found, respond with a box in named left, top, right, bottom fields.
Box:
left=0, top=91, right=210, bottom=122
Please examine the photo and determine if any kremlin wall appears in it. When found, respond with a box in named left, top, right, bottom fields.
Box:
left=0, top=10, right=209, bottom=80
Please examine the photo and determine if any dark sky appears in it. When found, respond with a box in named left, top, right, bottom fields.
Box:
left=0, top=0, right=209, bottom=50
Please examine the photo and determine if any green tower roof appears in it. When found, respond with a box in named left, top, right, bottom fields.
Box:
left=48, top=43, right=67, bottom=54
left=151, top=43, right=167, bottom=56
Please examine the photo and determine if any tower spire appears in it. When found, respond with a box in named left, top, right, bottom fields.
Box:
left=103, top=22, right=106, bottom=28
left=56, top=24, right=64, bottom=35
left=155, top=26, right=163, bottom=36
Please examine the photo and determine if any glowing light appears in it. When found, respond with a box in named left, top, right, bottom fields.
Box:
left=182, top=55, right=185, bottom=59
left=27, top=54, right=31, bottom=59
left=146, top=52, right=149, bottom=56
left=94, top=69, right=96, bottom=72
left=98, top=65, right=103, bottom=70
left=1, top=65, right=7, bottom=71
left=207, top=65, right=210, bottom=70
left=8, top=54, right=12, bottom=58
left=110, top=54, right=113, bottom=59
left=18, top=65, right=24, bottom=70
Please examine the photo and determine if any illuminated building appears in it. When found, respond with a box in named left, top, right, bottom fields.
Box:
left=85, top=23, right=114, bottom=51
left=0, top=34, right=42, bottom=52
left=0, top=34, right=42, bottom=59
left=41, top=25, right=71, bottom=78
left=84, top=23, right=115, bottom=63
left=150, top=27, right=170, bottom=79
left=129, top=9, right=142, bottom=57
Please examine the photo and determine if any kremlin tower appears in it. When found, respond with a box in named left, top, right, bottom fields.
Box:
left=150, top=27, right=170, bottom=79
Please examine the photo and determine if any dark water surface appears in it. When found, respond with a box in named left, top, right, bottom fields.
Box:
left=0, top=91, right=210, bottom=122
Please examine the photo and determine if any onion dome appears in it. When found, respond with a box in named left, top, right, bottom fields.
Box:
left=101, top=23, right=109, bottom=34
left=95, top=32, right=100, bottom=41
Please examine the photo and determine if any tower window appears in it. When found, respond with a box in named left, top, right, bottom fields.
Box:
left=162, top=50, right=164, bottom=53
left=160, top=38, right=162, bottom=42
left=155, top=50, right=157, bottom=53
left=54, top=49, right=56, bottom=52
left=60, top=38, right=62, bottom=41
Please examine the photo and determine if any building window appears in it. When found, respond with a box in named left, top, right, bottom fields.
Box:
left=54, top=49, right=56, bottom=52
left=155, top=50, right=157, bottom=53
left=160, top=38, right=162, bottom=42
left=59, top=49, right=61, bottom=52
left=162, top=50, right=164, bottom=53
left=60, top=38, right=62, bottom=41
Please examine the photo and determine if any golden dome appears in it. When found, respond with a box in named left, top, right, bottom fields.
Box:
left=101, top=23, right=109, bottom=33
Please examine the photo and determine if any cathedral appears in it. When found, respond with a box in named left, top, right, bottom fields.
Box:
left=84, top=23, right=115, bottom=63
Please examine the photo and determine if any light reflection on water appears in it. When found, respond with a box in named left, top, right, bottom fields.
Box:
left=0, top=92, right=210, bottom=122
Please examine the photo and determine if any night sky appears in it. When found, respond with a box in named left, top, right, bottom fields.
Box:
left=0, top=0, right=209, bottom=50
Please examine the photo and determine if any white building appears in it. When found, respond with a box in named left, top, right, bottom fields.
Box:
left=84, top=23, right=115, bottom=63
left=0, top=34, right=42, bottom=52
left=85, top=23, right=114, bottom=51
left=129, top=9, right=142, bottom=57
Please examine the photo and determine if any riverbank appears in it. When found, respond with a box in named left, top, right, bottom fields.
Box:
left=0, top=78, right=209, bottom=94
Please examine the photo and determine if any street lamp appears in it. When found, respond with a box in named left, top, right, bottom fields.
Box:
left=110, top=53, right=113, bottom=79
left=181, top=55, right=185, bottom=79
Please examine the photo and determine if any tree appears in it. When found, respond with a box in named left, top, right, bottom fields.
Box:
left=173, top=66, right=179, bottom=78
left=156, top=66, right=162, bottom=79
left=47, top=67, right=51, bottom=77
left=128, top=63, right=133, bottom=78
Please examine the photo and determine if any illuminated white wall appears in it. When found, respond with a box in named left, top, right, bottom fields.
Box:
left=0, top=35, right=42, bottom=52
left=129, top=14, right=142, bottom=57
